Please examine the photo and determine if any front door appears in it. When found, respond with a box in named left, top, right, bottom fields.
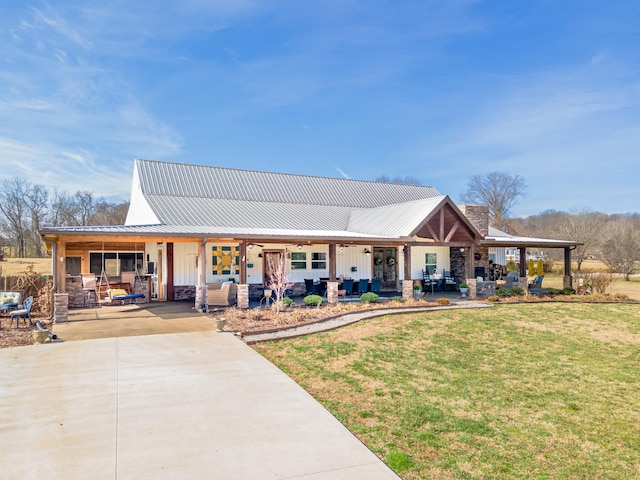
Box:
left=373, top=247, right=398, bottom=291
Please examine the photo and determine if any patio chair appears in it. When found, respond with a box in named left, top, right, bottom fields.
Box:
left=9, top=296, right=34, bottom=329
left=443, top=271, right=456, bottom=291
left=341, top=279, right=353, bottom=297
left=81, top=273, right=99, bottom=307
left=370, top=278, right=382, bottom=295
left=304, top=279, right=319, bottom=295
left=357, top=279, right=369, bottom=295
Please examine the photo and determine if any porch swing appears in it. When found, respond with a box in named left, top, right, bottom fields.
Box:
left=96, top=243, right=146, bottom=305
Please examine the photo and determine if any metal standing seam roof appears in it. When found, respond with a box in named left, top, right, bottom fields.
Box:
left=347, top=196, right=447, bottom=237
left=483, top=226, right=578, bottom=247
left=135, top=158, right=441, bottom=208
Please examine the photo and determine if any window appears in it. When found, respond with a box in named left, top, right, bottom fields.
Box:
left=425, top=253, right=437, bottom=275
left=290, top=252, right=307, bottom=269
left=312, top=252, right=326, bottom=270
left=65, top=257, right=81, bottom=276
left=90, top=252, right=144, bottom=276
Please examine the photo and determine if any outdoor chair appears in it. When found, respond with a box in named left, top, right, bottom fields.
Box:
left=528, top=275, right=547, bottom=294
left=357, top=279, right=369, bottom=295
left=443, top=271, right=456, bottom=291
left=304, top=279, right=319, bottom=295
left=9, top=296, right=34, bottom=329
left=81, top=273, right=98, bottom=307
left=370, top=278, right=382, bottom=295
left=341, top=279, right=353, bottom=297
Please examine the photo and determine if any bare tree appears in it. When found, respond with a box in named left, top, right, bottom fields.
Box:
left=599, top=219, right=639, bottom=280
left=265, top=253, right=293, bottom=315
left=460, top=172, right=527, bottom=230
left=559, top=209, right=605, bottom=271
left=25, top=183, right=49, bottom=257
left=0, top=178, right=29, bottom=257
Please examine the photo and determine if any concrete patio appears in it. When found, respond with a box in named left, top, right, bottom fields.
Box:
left=1, top=301, right=400, bottom=479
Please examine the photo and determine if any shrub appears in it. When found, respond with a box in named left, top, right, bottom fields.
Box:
left=360, top=292, right=379, bottom=303
left=280, top=296, right=294, bottom=307
left=436, top=297, right=450, bottom=305
left=547, top=287, right=562, bottom=295
left=392, top=296, right=403, bottom=302
left=506, top=260, right=518, bottom=272
left=487, top=295, right=500, bottom=302
left=496, top=287, right=510, bottom=297
left=510, top=287, right=524, bottom=296
left=562, top=287, right=576, bottom=295
left=303, top=294, right=323, bottom=307
left=543, top=257, right=555, bottom=274
left=413, top=284, right=422, bottom=291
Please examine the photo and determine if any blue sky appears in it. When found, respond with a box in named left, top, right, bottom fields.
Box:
left=1, top=1, right=639, bottom=217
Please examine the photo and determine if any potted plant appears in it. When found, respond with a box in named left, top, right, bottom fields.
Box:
left=413, top=284, right=423, bottom=299
left=459, top=282, right=469, bottom=298
left=213, top=317, right=226, bottom=332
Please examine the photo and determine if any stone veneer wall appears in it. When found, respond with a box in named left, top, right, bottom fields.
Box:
left=458, top=204, right=489, bottom=237
left=174, top=285, right=196, bottom=301
left=66, top=275, right=151, bottom=308
left=450, top=247, right=466, bottom=287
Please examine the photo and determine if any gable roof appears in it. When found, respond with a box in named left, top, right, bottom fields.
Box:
left=41, top=159, right=483, bottom=243
left=135, top=159, right=441, bottom=208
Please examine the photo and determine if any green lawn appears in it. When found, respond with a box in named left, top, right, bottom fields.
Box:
left=255, top=303, right=640, bottom=479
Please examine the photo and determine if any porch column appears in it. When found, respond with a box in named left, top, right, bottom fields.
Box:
left=467, top=244, right=475, bottom=278
left=167, top=242, right=174, bottom=301
left=196, top=239, right=207, bottom=312
left=563, top=247, right=573, bottom=289
left=402, top=245, right=413, bottom=300
left=238, top=241, right=249, bottom=309
left=519, top=247, right=527, bottom=277
left=55, top=240, right=66, bottom=293
left=329, top=243, right=336, bottom=281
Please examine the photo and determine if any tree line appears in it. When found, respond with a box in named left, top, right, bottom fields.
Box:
left=0, top=177, right=128, bottom=258
left=459, top=172, right=639, bottom=280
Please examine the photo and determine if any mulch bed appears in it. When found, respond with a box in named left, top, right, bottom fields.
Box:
left=0, top=319, right=39, bottom=348
left=218, top=299, right=446, bottom=334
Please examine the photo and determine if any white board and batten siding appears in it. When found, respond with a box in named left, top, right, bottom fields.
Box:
left=165, top=242, right=452, bottom=286
left=409, top=246, right=451, bottom=278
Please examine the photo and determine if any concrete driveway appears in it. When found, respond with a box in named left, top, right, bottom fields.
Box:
left=1, top=320, right=399, bottom=479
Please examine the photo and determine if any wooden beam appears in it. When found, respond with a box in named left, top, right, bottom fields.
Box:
left=444, top=221, right=461, bottom=242
left=167, top=243, right=174, bottom=301
left=239, top=240, right=247, bottom=284
left=425, top=223, right=440, bottom=242
left=519, top=247, right=527, bottom=277
left=329, top=243, right=336, bottom=281
left=439, top=209, right=445, bottom=242
left=403, top=244, right=411, bottom=280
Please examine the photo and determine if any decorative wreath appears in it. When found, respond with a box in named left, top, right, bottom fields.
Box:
left=374, top=257, right=383, bottom=266
left=387, top=257, right=396, bottom=267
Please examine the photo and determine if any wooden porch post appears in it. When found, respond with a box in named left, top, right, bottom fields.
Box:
left=519, top=247, right=527, bottom=277
left=197, top=239, right=207, bottom=311
left=55, top=240, right=66, bottom=293
left=328, top=243, right=337, bottom=281
left=239, top=241, right=247, bottom=284
left=167, top=242, right=174, bottom=301
left=402, top=244, right=413, bottom=300
left=403, top=245, right=411, bottom=280
left=563, top=247, right=573, bottom=288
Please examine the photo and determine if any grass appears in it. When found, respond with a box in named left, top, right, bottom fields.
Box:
left=255, top=303, right=640, bottom=479
left=0, top=257, right=51, bottom=276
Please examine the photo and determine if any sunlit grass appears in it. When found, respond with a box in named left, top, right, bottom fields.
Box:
left=256, top=303, right=640, bottom=479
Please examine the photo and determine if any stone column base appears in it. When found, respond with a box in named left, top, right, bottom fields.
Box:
left=237, top=284, right=249, bottom=309
left=402, top=280, right=414, bottom=301
left=518, top=277, right=528, bottom=291
left=327, top=281, right=339, bottom=304
left=563, top=276, right=573, bottom=289
left=466, top=278, right=477, bottom=299
left=54, top=293, right=69, bottom=323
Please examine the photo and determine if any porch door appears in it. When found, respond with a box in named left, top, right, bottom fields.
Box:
left=263, top=250, right=284, bottom=286
left=373, top=247, right=398, bottom=291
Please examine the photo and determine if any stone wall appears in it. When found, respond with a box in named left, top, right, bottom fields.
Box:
left=450, top=247, right=465, bottom=287
left=174, top=285, right=196, bottom=301
left=458, top=204, right=489, bottom=237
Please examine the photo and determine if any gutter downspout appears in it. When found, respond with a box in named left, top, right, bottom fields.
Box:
left=47, top=242, right=57, bottom=321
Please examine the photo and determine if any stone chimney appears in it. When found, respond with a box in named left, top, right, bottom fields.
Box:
left=459, top=204, right=489, bottom=237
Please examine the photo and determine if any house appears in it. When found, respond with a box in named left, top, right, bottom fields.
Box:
left=40, top=159, right=577, bottom=318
